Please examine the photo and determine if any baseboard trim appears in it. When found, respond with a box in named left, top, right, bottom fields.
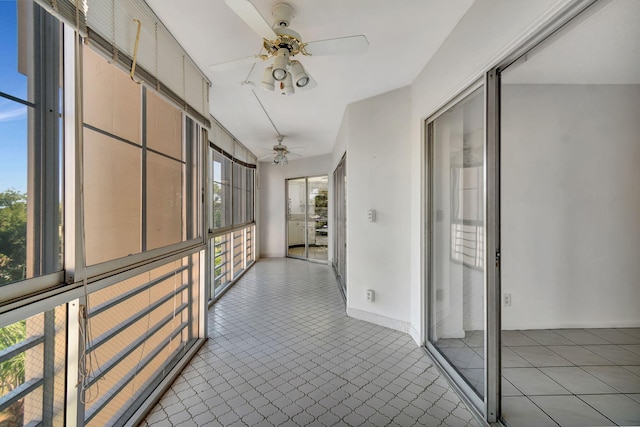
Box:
left=409, top=325, right=422, bottom=346
left=503, top=320, right=640, bottom=330
left=260, top=253, right=285, bottom=258
left=347, top=307, right=412, bottom=334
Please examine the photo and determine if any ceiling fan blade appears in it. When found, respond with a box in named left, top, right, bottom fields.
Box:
left=225, top=0, right=277, bottom=41
left=304, top=35, right=369, bottom=56
left=209, top=55, right=261, bottom=72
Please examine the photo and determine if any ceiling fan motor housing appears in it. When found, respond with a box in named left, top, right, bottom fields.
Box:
left=273, top=3, right=294, bottom=28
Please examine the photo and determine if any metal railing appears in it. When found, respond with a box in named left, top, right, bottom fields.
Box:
left=0, top=308, right=67, bottom=426
left=209, top=224, right=255, bottom=300
left=82, top=255, right=199, bottom=427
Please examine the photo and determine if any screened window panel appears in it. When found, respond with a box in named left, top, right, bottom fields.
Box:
left=146, top=90, right=182, bottom=160
left=245, top=168, right=254, bottom=223
left=83, top=128, right=142, bottom=265
left=83, top=47, right=141, bottom=145
left=208, top=148, right=214, bottom=230
left=146, top=152, right=184, bottom=251
left=232, top=163, right=245, bottom=225
left=212, top=152, right=232, bottom=230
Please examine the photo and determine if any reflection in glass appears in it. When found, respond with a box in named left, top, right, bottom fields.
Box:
left=287, top=176, right=328, bottom=261
left=287, top=178, right=307, bottom=258
left=307, top=176, right=328, bottom=261
left=429, top=87, right=485, bottom=397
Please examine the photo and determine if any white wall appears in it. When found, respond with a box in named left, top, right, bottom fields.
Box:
left=338, top=86, right=414, bottom=332
left=502, top=84, right=640, bottom=329
left=258, top=154, right=332, bottom=258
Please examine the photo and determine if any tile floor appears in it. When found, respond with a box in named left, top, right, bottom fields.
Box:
left=436, top=328, right=640, bottom=426
left=142, top=258, right=480, bottom=427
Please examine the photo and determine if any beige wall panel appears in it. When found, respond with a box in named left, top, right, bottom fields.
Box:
left=83, top=48, right=141, bottom=144
left=83, top=48, right=114, bottom=134
left=146, top=90, right=183, bottom=159
left=112, top=63, right=141, bottom=144
left=146, top=153, right=184, bottom=250
left=84, top=128, right=142, bottom=265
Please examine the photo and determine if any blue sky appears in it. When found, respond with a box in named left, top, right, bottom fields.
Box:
left=1, top=0, right=29, bottom=194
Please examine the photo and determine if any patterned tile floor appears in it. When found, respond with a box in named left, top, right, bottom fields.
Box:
left=437, top=329, right=640, bottom=426
left=142, top=258, right=480, bottom=427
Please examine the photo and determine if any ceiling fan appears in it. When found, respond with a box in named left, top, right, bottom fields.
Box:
left=212, top=0, right=369, bottom=95
left=259, top=135, right=301, bottom=165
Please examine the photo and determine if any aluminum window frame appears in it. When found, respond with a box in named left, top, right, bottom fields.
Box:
left=0, top=1, right=66, bottom=307
left=423, top=78, right=490, bottom=417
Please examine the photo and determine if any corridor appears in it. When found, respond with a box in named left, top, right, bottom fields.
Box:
left=142, top=258, right=479, bottom=426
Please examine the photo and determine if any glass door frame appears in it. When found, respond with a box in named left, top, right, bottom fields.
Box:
left=285, top=175, right=329, bottom=264
left=423, top=76, right=501, bottom=422
left=423, top=2, right=602, bottom=423
left=333, top=154, right=347, bottom=295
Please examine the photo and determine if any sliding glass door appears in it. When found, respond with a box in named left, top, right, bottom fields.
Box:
left=426, top=84, right=487, bottom=409
left=333, top=155, right=347, bottom=294
left=287, top=176, right=328, bottom=261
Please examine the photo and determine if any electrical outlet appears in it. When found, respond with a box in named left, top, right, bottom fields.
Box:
left=366, top=289, right=375, bottom=302
left=503, top=293, right=511, bottom=307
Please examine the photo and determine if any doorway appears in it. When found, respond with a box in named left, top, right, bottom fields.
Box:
left=333, top=155, right=347, bottom=295
left=286, top=176, right=328, bottom=262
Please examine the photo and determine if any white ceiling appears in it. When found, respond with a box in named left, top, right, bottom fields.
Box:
left=146, top=0, right=474, bottom=160
left=503, top=0, right=640, bottom=84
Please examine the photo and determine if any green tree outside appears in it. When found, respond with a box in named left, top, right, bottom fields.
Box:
left=0, top=190, right=27, bottom=286
left=0, top=320, right=26, bottom=426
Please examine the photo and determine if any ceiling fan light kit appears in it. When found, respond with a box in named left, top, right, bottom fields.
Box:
left=261, top=66, right=275, bottom=90
left=290, top=60, right=309, bottom=87
left=217, top=0, right=369, bottom=96
left=272, top=136, right=289, bottom=165
left=281, top=72, right=295, bottom=95
left=271, top=48, right=289, bottom=81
